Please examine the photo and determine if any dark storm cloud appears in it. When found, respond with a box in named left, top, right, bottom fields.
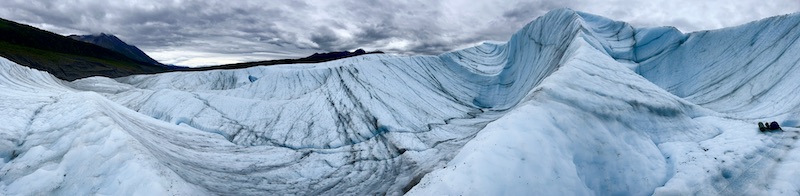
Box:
left=0, top=0, right=797, bottom=66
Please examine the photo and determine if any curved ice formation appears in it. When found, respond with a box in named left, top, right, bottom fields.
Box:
left=2, top=9, right=800, bottom=195
left=638, top=14, right=800, bottom=119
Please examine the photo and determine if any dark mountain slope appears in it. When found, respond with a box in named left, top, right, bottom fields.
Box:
left=68, top=33, right=162, bottom=66
left=0, top=17, right=381, bottom=80
left=174, top=49, right=383, bottom=71
left=0, top=18, right=168, bottom=81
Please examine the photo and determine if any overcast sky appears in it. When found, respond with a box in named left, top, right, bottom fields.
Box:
left=1, top=0, right=798, bottom=66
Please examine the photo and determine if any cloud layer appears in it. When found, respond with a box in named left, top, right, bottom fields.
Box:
left=1, top=0, right=798, bottom=66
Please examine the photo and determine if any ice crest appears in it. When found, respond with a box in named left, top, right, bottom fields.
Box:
left=2, top=9, right=800, bottom=195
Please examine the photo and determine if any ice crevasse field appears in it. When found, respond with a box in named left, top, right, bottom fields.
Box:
left=2, top=9, right=800, bottom=195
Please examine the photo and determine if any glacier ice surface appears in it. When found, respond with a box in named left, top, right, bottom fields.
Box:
left=2, top=8, right=800, bottom=195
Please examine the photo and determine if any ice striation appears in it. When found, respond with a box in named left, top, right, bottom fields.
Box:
left=2, top=9, right=800, bottom=195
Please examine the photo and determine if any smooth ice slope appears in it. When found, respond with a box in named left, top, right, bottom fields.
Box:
left=2, top=9, right=800, bottom=195
left=638, top=14, right=800, bottom=120
left=410, top=11, right=800, bottom=195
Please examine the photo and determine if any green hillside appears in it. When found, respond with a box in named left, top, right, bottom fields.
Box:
left=0, top=18, right=168, bottom=81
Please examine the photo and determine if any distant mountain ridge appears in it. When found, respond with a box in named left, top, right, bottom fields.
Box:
left=0, top=18, right=168, bottom=81
left=68, top=33, right=161, bottom=66
left=0, top=17, right=382, bottom=81
left=177, top=48, right=384, bottom=71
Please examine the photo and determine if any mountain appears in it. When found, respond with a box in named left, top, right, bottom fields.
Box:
left=175, top=48, right=384, bottom=71
left=0, top=18, right=168, bottom=81
left=0, top=17, right=380, bottom=79
left=2, top=9, right=800, bottom=195
left=68, top=33, right=162, bottom=66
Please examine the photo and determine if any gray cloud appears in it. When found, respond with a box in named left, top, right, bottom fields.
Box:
left=0, top=0, right=798, bottom=66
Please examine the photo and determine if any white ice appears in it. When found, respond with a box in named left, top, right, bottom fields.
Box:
left=2, top=8, right=800, bottom=195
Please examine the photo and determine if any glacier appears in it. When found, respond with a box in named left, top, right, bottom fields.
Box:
left=2, top=9, right=800, bottom=195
